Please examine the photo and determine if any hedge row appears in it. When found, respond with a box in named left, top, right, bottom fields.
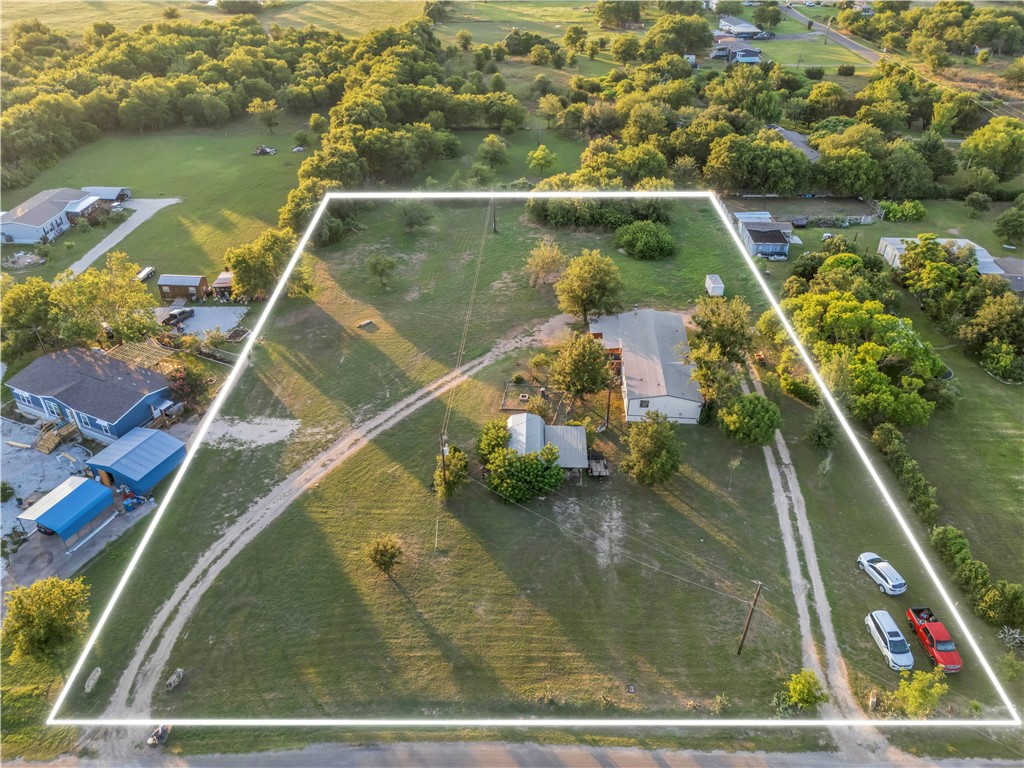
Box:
left=873, top=423, right=1024, bottom=629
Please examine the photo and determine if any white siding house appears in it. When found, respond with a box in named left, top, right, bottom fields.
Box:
left=590, top=309, right=703, bottom=425
left=0, top=188, right=102, bottom=244
left=877, top=237, right=1003, bottom=274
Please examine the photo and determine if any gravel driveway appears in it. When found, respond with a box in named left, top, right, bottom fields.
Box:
left=68, top=198, right=181, bottom=275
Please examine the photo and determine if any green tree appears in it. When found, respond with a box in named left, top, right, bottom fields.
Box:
left=395, top=200, right=434, bottom=231
left=964, top=191, right=992, bottom=218
left=691, top=296, right=754, bottom=364
left=995, top=208, right=1024, bottom=245
left=489, top=72, right=506, bottom=92
left=49, top=252, right=160, bottom=345
left=2, top=576, right=90, bottom=677
left=914, top=132, right=957, bottom=179
left=168, top=356, right=209, bottom=408
left=525, top=238, right=569, bottom=287
left=718, top=394, right=782, bottom=445
left=687, top=342, right=741, bottom=405
left=477, top=418, right=512, bottom=464
left=753, top=5, right=783, bottom=29
left=806, top=404, right=840, bottom=451
left=621, top=411, right=681, bottom=485
left=309, top=112, right=329, bottom=136
left=611, top=34, right=641, bottom=64
left=0, top=275, right=56, bottom=357
left=527, top=144, right=557, bottom=174
left=246, top=97, right=280, bottom=132
left=537, top=93, right=563, bottom=128
left=365, top=535, right=403, bottom=576
left=639, top=13, right=714, bottom=60
left=529, top=44, right=552, bottom=65
left=224, top=228, right=296, bottom=300
left=615, top=220, right=675, bottom=260
left=486, top=445, right=564, bottom=503
left=367, top=253, right=398, bottom=288
left=881, top=141, right=932, bottom=199
left=555, top=249, right=624, bottom=323
left=1002, top=57, right=1024, bottom=86
left=455, top=29, right=473, bottom=51
left=890, top=668, right=949, bottom=718
left=961, top=116, right=1024, bottom=181
left=435, top=444, right=469, bottom=501
left=787, top=669, right=829, bottom=710
left=562, top=24, right=588, bottom=51
left=476, top=133, right=509, bottom=169
left=549, top=332, right=611, bottom=405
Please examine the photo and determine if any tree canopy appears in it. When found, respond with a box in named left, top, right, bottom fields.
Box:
left=2, top=576, right=90, bottom=675
left=621, top=411, right=681, bottom=485
left=554, top=249, right=625, bottom=323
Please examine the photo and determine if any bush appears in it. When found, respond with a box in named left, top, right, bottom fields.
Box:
left=930, top=525, right=972, bottom=570
left=614, top=220, right=675, bottom=260
left=477, top=419, right=511, bottom=465
left=779, top=373, right=819, bottom=406
left=365, top=535, right=402, bottom=575
left=978, top=581, right=1024, bottom=629
left=836, top=64, right=856, bottom=76
left=718, top=394, right=783, bottom=446
left=0, top=481, right=14, bottom=502
left=804, top=66, right=825, bottom=80
left=880, top=199, right=926, bottom=222
left=953, top=559, right=992, bottom=604
left=980, top=338, right=1024, bottom=382
left=806, top=405, right=840, bottom=451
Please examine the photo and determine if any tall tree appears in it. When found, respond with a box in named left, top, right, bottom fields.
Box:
left=434, top=444, right=469, bottom=501
left=549, top=332, right=611, bottom=405
left=554, top=249, right=624, bottom=323
left=753, top=5, right=783, bottom=29
left=527, top=144, right=557, bottom=174
left=691, top=295, right=754, bottom=364
left=961, top=116, right=1024, bottom=181
left=525, top=238, right=569, bottom=287
left=0, top=274, right=56, bottom=357
left=718, top=393, right=783, bottom=445
left=2, top=576, right=90, bottom=677
left=224, top=228, right=296, bottom=299
left=246, top=97, right=280, bottom=132
left=476, top=133, right=509, bottom=169
left=562, top=24, right=588, bottom=51
left=621, top=410, right=681, bottom=485
left=367, top=253, right=398, bottom=288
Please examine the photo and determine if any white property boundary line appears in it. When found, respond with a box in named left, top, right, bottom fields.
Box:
left=49, top=191, right=1021, bottom=729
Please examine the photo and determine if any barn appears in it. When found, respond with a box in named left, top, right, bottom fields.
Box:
left=158, top=274, right=209, bottom=301
left=16, top=476, right=115, bottom=552
left=87, top=428, right=186, bottom=495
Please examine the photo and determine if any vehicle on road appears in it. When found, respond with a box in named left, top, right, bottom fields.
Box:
left=136, top=266, right=155, bottom=282
left=857, top=552, right=907, bottom=595
left=162, top=307, right=195, bottom=326
left=906, top=607, right=963, bottom=672
left=866, top=610, right=915, bottom=671
left=804, top=1, right=817, bottom=6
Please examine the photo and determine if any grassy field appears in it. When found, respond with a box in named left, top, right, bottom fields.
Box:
left=3, top=117, right=308, bottom=292
left=0, top=0, right=424, bottom=39
left=757, top=36, right=871, bottom=68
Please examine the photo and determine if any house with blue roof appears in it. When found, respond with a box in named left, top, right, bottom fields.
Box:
left=87, top=428, right=186, bottom=495
left=6, top=348, right=176, bottom=444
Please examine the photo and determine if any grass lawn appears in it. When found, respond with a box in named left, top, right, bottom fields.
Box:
left=0, top=0, right=424, bottom=40
left=3, top=117, right=308, bottom=294
left=0, top=651, right=80, bottom=762
left=758, top=36, right=871, bottom=68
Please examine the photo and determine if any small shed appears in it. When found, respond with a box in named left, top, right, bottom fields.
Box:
left=506, top=413, right=588, bottom=470
left=158, top=274, right=208, bottom=301
left=16, top=476, right=114, bottom=551
left=212, top=271, right=234, bottom=299
left=705, top=274, right=724, bottom=296
left=87, top=428, right=186, bottom=495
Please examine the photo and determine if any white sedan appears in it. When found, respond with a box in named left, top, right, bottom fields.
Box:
left=857, top=552, right=907, bottom=595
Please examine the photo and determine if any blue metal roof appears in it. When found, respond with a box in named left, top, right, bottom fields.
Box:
left=18, top=477, right=112, bottom=540
left=87, top=428, right=186, bottom=485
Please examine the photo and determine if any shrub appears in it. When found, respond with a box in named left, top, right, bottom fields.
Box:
left=981, top=338, right=1024, bottom=382
left=953, top=559, right=992, bottom=604
left=477, top=419, right=511, bottom=465
left=614, top=220, right=675, bottom=261
left=365, top=535, right=402, bottom=575
left=998, top=651, right=1024, bottom=681
left=837, top=64, right=856, bottom=76
left=530, top=353, right=551, bottom=370
left=718, top=394, right=783, bottom=446
left=880, top=199, right=926, bottom=222
left=804, top=66, right=825, bottom=80
left=0, top=481, right=14, bottom=502
left=806, top=405, right=840, bottom=451
left=779, top=373, right=819, bottom=406
left=930, top=525, right=972, bottom=570
left=978, top=581, right=1024, bottom=629
left=73, top=219, right=92, bottom=235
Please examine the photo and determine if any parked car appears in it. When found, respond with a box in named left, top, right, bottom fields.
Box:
left=792, top=216, right=808, bottom=228
left=821, top=232, right=834, bottom=241
left=857, top=552, right=907, bottom=595
left=162, top=307, right=195, bottom=326
left=111, top=202, right=124, bottom=211
left=754, top=31, right=776, bottom=40
left=767, top=253, right=789, bottom=262
left=906, top=607, right=963, bottom=672
left=866, top=610, right=915, bottom=671
left=136, top=266, right=156, bottom=282
left=804, top=1, right=817, bottom=6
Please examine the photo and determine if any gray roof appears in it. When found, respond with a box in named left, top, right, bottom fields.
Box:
left=877, top=237, right=999, bottom=272
left=0, top=188, right=93, bottom=227
left=506, top=413, right=588, bottom=469
left=748, top=228, right=790, bottom=245
left=7, top=348, right=170, bottom=423
left=590, top=310, right=702, bottom=404
left=158, top=274, right=206, bottom=287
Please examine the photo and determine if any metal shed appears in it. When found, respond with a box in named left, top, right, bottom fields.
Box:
left=87, top=428, right=186, bottom=495
left=16, top=476, right=114, bottom=551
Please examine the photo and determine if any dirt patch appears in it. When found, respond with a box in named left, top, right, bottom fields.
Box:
left=489, top=270, right=520, bottom=295
left=1, top=250, right=45, bottom=269
left=593, top=499, right=625, bottom=569
left=204, top=417, right=301, bottom=449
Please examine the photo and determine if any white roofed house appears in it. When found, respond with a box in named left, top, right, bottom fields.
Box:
left=589, top=309, right=704, bottom=425
left=0, top=188, right=104, bottom=244
left=505, top=412, right=588, bottom=470
left=877, top=237, right=1003, bottom=274
left=81, top=186, right=132, bottom=202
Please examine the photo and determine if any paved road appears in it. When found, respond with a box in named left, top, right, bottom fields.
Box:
left=782, top=5, right=880, bottom=65
left=69, top=198, right=180, bottom=275
left=17, top=741, right=1024, bottom=768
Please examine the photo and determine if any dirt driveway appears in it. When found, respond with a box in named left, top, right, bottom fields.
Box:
left=68, top=199, right=181, bottom=275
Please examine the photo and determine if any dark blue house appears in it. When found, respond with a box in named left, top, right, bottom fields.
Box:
left=87, top=428, right=186, bottom=495
left=6, top=349, right=175, bottom=444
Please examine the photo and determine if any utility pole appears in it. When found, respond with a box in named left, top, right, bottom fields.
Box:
left=490, top=197, right=498, bottom=233
left=439, top=433, right=448, bottom=488
left=736, top=581, right=763, bottom=656
left=824, top=17, right=832, bottom=46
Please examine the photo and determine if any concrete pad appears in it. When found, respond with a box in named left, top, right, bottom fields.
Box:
left=180, top=306, right=248, bottom=336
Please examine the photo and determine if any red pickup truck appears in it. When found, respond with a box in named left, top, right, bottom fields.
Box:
left=906, top=607, right=963, bottom=673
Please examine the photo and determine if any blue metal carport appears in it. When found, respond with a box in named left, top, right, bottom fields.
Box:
left=86, top=428, right=186, bottom=495
left=17, top=477, right=113, bottom=547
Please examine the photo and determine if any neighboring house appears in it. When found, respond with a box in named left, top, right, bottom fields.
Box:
left=0, top=188, right=104, bottom=244
left=736, top=212, right=793, bottom=258
left=506, top=412, right=588, bottom=470
left=6, top=348, right=175, bottom=444
left=82, top=186, right=132, bottom=202
left=87, top=427, right=186, bottom=495
left=711, top=42, right=762, bottom=63
left=877, top=237, right=1003, bottom=274
left=718, top=16, right=761, bottom=37
left=589, top=309, right=703, bottom=424
left=994, top=257, right=1024, bottom=295
left=158, top=274, right=209, bottom=301
left=212, top=271, right=234, bottom=299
